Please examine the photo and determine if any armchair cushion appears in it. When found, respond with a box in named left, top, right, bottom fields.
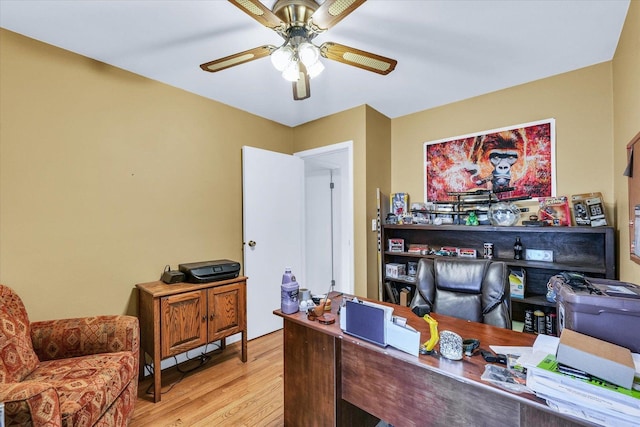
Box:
left=0, top=286, right=39, bottom=383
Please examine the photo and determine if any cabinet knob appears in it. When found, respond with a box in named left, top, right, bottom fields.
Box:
left=202, top=315, right=207, bottom=322
left=210, top=313, right=215, bottom=320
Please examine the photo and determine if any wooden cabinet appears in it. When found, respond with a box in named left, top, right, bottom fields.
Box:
left=137, top=276, right=247, bottom=402
left=381, top=225, right=616, bottom=324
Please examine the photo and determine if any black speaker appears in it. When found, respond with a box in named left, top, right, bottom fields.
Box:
left=161, top=265, right=185, bottom=284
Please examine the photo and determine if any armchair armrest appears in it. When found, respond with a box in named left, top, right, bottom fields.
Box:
left=0, top=381, right=62, bottom=427
left=30, top=315, right=139, bottom=361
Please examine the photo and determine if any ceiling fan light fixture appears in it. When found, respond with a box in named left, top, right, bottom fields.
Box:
left=306, top=60, right=325, bottom=79
left=282, top=60, right=300, bottom=81
left=298, top=42, right=319, bottom=66
left=271, top=45, right=294, bottom=71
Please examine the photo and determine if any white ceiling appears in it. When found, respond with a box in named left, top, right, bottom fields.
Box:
left=0, top=0, right=630, bottom=127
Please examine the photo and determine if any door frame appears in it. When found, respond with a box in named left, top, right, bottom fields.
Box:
left=295, top=141, right=354, bottom=295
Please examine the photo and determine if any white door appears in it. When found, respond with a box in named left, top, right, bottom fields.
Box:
left=242, top=146, right=304, bottom=340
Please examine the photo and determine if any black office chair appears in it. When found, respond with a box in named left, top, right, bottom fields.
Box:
left=409, top=257, right=512, bottom=329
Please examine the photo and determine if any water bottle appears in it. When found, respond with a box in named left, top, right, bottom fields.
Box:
left=281, top=267, right=299, bottom=314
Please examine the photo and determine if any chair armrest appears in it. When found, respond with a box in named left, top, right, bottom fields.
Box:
left=30, top=315, right=139, bottom=361
left=0, top=381, right=62, bottom=427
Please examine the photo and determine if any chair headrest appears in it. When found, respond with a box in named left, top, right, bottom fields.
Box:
left=434, top=258, right=490, bottom=293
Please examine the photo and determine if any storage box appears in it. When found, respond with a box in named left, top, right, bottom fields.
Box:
left=388, top=238, right=404, bottom=252
left=399, top=288, right=410, bottom=306
left=509, top=268, right=525, bottom=300
left=556, top=329, right=635, bottom=389
left=555, top=277, right=640, bottom=353
left=385, top=263, right=406, bottom=278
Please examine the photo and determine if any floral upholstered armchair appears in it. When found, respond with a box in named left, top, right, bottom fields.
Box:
left=0, top=284, right=139, bottom=426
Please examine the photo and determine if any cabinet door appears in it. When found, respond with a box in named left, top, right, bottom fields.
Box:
left=208, top=282, right=246, bottom=342
left=161, top=290, right=207, bottom=358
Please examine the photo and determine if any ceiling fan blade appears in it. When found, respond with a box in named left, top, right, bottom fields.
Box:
left=320, top=42, right=397, bottom=75
left=309, top=0, right=366, bottom=32
left=200, top=45, right=276, bottom=73
left=228, top=0, right=285, bottom=31
left=293, top=63, right=311, bottom=100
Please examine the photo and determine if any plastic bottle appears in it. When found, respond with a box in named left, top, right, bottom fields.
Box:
left=281, top=267, right=299, bottom=314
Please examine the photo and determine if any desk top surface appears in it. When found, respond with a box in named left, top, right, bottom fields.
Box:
left=274, top=292, right=542, bottom=405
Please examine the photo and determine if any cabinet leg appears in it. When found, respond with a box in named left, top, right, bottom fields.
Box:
left=153, top=353, right=161, bottom=403
left=241, top=331, right=247, bottom=363
left=220, top=338, right=226, bottom=350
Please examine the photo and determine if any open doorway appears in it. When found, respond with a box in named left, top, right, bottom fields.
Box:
left=295, top=141, right=354, bottom=296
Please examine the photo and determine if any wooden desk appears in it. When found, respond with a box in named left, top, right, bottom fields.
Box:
left=274, top=294, right=589, bottom=426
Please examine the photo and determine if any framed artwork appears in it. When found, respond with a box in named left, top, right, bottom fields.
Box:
left=424, top=119, right=555, bottom=202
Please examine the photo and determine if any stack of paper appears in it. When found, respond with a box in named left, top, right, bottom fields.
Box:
left=526, top=354, right=640, bottom=426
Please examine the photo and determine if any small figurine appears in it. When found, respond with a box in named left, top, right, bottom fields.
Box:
left=466, top=211, right=479, bottom=226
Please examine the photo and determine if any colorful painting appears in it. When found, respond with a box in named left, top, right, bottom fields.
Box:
left=423, top=119, right=555, bottom=202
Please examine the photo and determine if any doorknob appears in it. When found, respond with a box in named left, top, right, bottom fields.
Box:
left=248, top=240, right=256, bottom=247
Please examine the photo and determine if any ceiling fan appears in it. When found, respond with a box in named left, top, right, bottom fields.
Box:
left=200, top=0, right=397, bottom=100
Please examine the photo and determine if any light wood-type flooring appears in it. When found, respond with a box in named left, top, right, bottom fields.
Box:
left=131, top=330, right=284, bottom=427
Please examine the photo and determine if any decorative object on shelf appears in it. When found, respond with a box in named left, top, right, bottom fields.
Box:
left=465, top=211, right=480, bottom=226
left=458, top=248, right=477, bottom=258
left=424, top=119, right=555, bottom=202
left=483, top=242, right=494, bottom=259
left=388, top=238, right=404, bottom=252
left=488, top=201, right=521, bottom=226
left=386, top=263, right=406, bottom=278
left=571, top=192, right=608, bottom=227
left=525, top=248, right=554, bottom=262
left=391, top=192, right=409, bottom=217
left=513, top=236, right=523, bottom=260
left=538, top=196, right=571, bottom=226
left=385, top=213, right=398, bottom=224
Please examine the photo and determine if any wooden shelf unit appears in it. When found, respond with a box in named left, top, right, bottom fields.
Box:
left=137, top=276, right=247, bottom=402
left=381, top=224, right=616, bottom=323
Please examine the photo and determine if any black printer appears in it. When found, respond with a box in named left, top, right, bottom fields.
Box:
left=179, top=259, right=241, bottom=283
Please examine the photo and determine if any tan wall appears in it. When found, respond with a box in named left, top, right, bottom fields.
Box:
left=613, top=0, right=640, bottom=282
left=364, top=106, right=391, bottom=298
left=2, top=3, right=637, bottom=323
left=391, top=63, right=614, bottom=208
left=0, top=29, right=292, bottom=320
left=391, top=62, right=618, bottom=264
left=291, top=107, right=369, bottom=296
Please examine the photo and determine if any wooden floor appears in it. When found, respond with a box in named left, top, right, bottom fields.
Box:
left=131, top=330, right=284, bottom=427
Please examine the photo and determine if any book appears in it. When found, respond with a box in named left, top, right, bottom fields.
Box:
left=571, top=192, right=608, bottom=227
left=526, top=354, right=640, bottom=412
left=538, top=196, right=571, bottom=226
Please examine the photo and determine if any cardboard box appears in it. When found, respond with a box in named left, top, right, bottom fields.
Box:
left=509, top=268, right=525, bottom=299
left=388, top=238, right=404, bottom=252
left=556, top=329, right=635, bottom=389
left=385, top=263, right=406, bottom=278
left=399, top=288, right=410, bottom=306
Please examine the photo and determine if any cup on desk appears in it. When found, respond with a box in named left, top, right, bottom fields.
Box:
left=300, top=288, right=311, bottom=301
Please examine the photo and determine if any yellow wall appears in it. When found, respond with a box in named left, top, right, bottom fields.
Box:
left=0, top=29, right=292, bottom=320
left=1, top=3, right=638, bottom=322
left=613, top=0, right=640, bottom=282
left=364, top=106, right=391, bottom=298
left=391, top=62, right=614, bottom=215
